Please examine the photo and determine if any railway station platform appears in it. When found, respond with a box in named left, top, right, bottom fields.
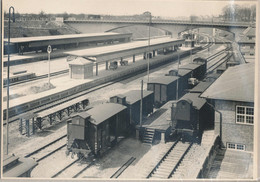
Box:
left=142, top=101, right=173, bottom=143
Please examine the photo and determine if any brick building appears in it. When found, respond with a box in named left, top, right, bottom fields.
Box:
left=201, top=63, right=254, bottom=152
left=237, top=26, right=256, bottom=62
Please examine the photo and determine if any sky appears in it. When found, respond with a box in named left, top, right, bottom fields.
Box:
left=3, top=0, right=256, bottom=18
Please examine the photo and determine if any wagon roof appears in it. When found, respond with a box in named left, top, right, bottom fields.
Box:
left=179, top=63, right=201, bottom=70
left=201, top=63, right=254, bottom=102
left=87, top=103, right=127, bottom=125
left=177, top=69, right=192, bottom=76
left=180, top=93, right=206, bottom=109
left=204, top=73, right=221, bottom=80
left=148, top=76, right=178, bottom=85
left=123, top=90, right=153, bottom=104
left=189, top=81, right=213, bottom=93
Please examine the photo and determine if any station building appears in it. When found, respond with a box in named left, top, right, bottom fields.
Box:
left=237, top=26, right=256, bottom=62
left=201, top=63, right=254, bottom=152
left=68, top=57, right=93, bottom=79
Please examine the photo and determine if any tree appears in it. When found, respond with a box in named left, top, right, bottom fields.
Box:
left=39, top=10, right=47, bottom=19
left=62, top=12, right=69, bottom=20
left=221, top=4, right=256, bottom=22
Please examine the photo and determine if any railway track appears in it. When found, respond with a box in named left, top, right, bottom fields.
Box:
left=24, top=135, right=67, bottom=162
left=4, top=69, right=69, bottom=88
left=207, top=53, right=233, bottom=73
left=51, top=158, right=94, bottom=178
left=110, top=157, right=136, bottom=178
left=147, top=140, right=193, bottom=179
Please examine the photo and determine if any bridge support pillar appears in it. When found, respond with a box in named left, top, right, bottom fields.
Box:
left=133, top=55, right=135, bottom=63
left=96, top=62, right=98, bottom=76
left=106, top=61, right=108, bottom=70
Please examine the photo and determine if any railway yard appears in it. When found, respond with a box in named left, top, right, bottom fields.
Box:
left=2, top=23, right=255, bottom=180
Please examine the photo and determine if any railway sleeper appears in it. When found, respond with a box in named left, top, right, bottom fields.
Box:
left=156, top=169, right=172, bottom=174
left=152, top=173, right=167, bottom=178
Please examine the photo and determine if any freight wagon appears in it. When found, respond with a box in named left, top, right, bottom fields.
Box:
left=147, top=76, right=178, bottom=107
left=67, top=103, right=129, bottom=158
left=110, top=90, right=154, bottom=126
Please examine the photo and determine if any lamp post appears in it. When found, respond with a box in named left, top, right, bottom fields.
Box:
left=176, top=53, right=180, bottom=100
left=47, top=45, right=52, bottom=88
left=6, top=6, right=15, bottom=155
left=147, top=12, right=151, bottom=83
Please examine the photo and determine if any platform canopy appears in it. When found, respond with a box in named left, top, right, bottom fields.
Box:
left=4, top=32, right=132, bottom=44
left=65, top=38, right=185, bottom=63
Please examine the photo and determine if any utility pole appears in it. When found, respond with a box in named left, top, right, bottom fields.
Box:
left=140, top=80, right=143, bottom=127
left=176, top=53, right=180, bottom=100
left=6, top=6, right=15, bottom=155
left=147, top=12, right=151, bottom=83
left=47, top=45, right=52, bottom=88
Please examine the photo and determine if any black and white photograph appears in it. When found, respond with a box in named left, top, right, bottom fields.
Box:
left=1, top=0, right=259, bottom=181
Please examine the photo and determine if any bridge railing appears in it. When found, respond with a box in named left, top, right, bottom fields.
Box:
left=64, top=19, right=252, bottom=27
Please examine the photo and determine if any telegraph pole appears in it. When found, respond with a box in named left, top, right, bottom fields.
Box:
left=147, top=12, right=151, bottom=83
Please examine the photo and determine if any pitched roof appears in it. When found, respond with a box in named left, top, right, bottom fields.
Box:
left=181, top=93, right=206, bottom=110
left=238, top=27, right=256, bottom=44
left=201, top=63, right=255, bottom=102
left=68, top=57, right=93, bottom=65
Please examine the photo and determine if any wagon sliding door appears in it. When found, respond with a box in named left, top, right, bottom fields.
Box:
left=155, top=84, right=161, bottom=104
left=161, top=85, right=167, bottom=103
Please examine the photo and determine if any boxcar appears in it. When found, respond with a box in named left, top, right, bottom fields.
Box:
left=67, top=103, right=128, bottom=158
left=166, top=69, right=193, bottom=98
left=171, top=93, right=214, bottom=139
left=3, top=154, right=37, bottom=177
left=203, top=73, right=221, bottom=82
left=110, top=90, right=154, bottom=125
left=147, top=76, right=179, bottom=107
left=193, top=57, right=207, bottom=75
left=189, top=81, right=213, bottom=94
left=179, top=63, right=203, bottom=81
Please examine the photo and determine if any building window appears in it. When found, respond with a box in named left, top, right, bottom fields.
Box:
left=236, top=106, right=254, bottom=125
left=227, top=143, right=245, bottom=151
left=248, top=36, right=252, bottom=40
left=227, top=143, right=235, bottom=149
left=250, top=45, right=254, bottom=49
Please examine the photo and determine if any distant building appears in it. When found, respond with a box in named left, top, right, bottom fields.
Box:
left=55, top=17, right=64, bottom=22
left=68, top=17, right=76, bottom=21
left=201, top=63, right=254, bottom=152
left=237, top=27, right=256, bottom=62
